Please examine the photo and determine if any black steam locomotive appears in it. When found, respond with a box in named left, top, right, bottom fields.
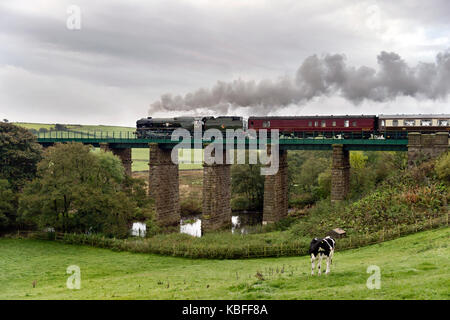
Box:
left=135, top=116, right=244, bottom=138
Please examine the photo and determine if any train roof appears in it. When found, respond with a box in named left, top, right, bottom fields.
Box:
left=378, top=114, right=450, bottom=119
left=248, top=115, right=377, bottom=119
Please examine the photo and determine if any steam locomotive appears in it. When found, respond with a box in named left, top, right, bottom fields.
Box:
left=136, top=116, right=243, bottom=138
left=136, top=114, right=450, bottom=139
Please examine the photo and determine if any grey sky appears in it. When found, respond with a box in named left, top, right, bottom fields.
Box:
left=1, top=0, right=449, bottom=126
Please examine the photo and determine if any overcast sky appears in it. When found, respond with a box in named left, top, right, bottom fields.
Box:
left=1, top=0, right=449, bottom=127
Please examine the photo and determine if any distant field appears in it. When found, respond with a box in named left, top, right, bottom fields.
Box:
left=0, top=228, right=448, bottom=299
left=133, top=148, right=203, bottom=171
left=14, top=122, right=202, bottom=171
left=15, top=122, right=135, bottom=133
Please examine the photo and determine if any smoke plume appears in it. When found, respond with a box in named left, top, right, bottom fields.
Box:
left=149, top=50, right=450, bottom=115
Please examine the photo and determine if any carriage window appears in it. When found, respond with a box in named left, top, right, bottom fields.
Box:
left=438, top=120, right=448, bottom=126
left=263, top=121, right=270, bottom=128
left=308, top=121, right=312, bottom=127
left=352, top=121, right=357, bottom=127
left=344, top=120, right=349, bottom=127
left=381, top=120, right=385, bottom=127
left=321, top=120, right=326, bottom=127
left=314, top=121, right=318, bottom=127
left=421, top=119, right=432, bottom=126
left=404, top=119, right=415, bottom=126
left=392, top=120, right=398, bottom=127
left=332, top=121, right=336, bottom=127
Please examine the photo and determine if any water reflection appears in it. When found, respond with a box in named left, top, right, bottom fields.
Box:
left=180, top=217, right=202, bottom=237
left=179, top=212, right=262, bottom=237
left=131, top=222, right=146, bottom=237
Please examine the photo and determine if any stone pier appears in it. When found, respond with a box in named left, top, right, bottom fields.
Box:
left=99, top=143, right=132, bottom=176
left=262, top=149, right=288, bottom=224
left=148, top=143, right=180, bottom=227
left=407, top=132, right=449, bottom=167
left=202, top=149, right=231, bottom=232
left=331, top=144, right=350, bottom=201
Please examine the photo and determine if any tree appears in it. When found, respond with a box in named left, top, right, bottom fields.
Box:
left=0, top=179, right=15, bottom=230
left=232, top=164, right=265, bottom=210
left=19, top=143, right=154, bottom=237
left=0, top=123, right=42, bottom=190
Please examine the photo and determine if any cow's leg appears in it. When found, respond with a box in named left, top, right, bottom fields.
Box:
left=318, top=254, right=323, bottom=276
left=311, top=254, right=316, bottom=276
left=325, top=255, right=330, bottom=275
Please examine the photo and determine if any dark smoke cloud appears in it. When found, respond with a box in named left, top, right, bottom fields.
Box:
left=149, top=50, right=450, bottom=115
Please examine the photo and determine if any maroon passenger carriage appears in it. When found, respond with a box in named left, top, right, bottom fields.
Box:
left=247, top=115, right=378, bottom=139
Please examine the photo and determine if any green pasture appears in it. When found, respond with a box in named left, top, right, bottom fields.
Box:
left=0, top=228, right=448, bottom=299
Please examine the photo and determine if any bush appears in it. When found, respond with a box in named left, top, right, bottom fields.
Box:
left=18, top=142, right=153, bottom=238
left=231, top=164, right=264, bottom=210
left=180, top=192, right=202, bottom=216
left=0, top=180, right=16, bottom=230
left=435, top=152, right=450, bottom=183
left=231, top=196, right=250, bottom=211
left=289, top=157, right=448, bottom=238
left=289, top=193, right=316, bottom=208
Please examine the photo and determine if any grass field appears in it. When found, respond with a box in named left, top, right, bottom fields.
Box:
left=132, top=148, right=203, bottom=171
left=0, top=228, right=448, bottom=300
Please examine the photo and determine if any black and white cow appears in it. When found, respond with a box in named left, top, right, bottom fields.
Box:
left=309, top=236, right=336, bottom=276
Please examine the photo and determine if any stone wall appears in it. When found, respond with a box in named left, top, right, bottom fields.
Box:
left=331, top=144, right=350, bottom=201
left=148, top=143, right=180, bottom=227
left=262, top=149, right=288, bottom=224
left=202, top=149, right=231, bottom=232
left=99, top=143, right=132, bottom=176
left=408, top=132, right=449, bottom=167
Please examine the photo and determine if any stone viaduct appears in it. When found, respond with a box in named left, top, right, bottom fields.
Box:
left=38, top=132, right=449, bottom=232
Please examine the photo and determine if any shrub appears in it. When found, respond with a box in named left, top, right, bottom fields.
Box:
left=231, top=196, right=250, bottom=211
left=435, top=152, right=450, bottom=184
left=180, top=192, right=202, bottom=216
left=0, top=180, right=16, bottom=230
left=289, top=193, right=316, bottom=208
left=18, top=142, right=151, bottom=238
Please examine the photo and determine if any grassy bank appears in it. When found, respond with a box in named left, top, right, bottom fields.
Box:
left=0, top=228, right=448, bottom=299
left=51, top=214, right=447, bottom=259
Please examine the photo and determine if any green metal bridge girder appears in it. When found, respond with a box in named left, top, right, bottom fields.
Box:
left=35, top=131, right=409, bottom=151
